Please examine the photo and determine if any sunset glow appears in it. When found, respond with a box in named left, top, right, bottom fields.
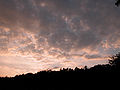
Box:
left=0, top=0, right=120, bottom=77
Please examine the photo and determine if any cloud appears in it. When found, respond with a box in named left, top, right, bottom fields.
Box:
left=0, top=0, right=120, bottom=76
left=0, top=0, right=120, bottom=56
left=85, top=54, right=103, bottom=59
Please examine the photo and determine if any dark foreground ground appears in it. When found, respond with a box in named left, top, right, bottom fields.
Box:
left=0, top=72, right=120, bottom=90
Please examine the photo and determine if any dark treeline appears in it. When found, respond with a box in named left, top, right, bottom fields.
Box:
left=0, top=52, right=120, bottom=90
left=115, top=0, right=120, bottom=7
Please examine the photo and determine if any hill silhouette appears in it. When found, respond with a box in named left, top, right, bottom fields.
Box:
left=0, top=52, right=120, bottom=90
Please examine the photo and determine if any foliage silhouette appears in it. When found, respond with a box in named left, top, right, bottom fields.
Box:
left=115, top=0, right=120, bottom=7
left=0, top=52, right=120, bottom=90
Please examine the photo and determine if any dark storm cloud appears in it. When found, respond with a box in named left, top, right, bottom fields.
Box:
left=0, top=0, right=120, bottom=59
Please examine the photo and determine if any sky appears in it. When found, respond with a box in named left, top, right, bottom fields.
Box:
left=0, top=0, right=120, bottom=77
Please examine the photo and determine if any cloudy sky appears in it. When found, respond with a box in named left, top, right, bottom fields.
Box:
left=0, top=0, right=120, bottom=77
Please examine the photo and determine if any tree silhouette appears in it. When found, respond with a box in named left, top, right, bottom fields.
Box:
left=108, top=52, right=120, bottom=72
left=0, top=52, right=120, bottom=90
left=115, top=0, right=120, bottom=7
left=109, top=52, right=120, bottom=66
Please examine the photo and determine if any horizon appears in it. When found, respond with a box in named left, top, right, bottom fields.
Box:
left=0, top=0, right=120, bottom=77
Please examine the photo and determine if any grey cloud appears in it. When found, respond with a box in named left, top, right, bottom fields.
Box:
left=19, top=38, right=32, bottom=45
left=85, top=54, right=102, bottom=59
left=0, top=28, right=24, bottom=54
left=17, top=44, right=35, bottom=54
left=1, top=0, right=120, bottom=75
left=0, top=0, right=120, bottom=61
